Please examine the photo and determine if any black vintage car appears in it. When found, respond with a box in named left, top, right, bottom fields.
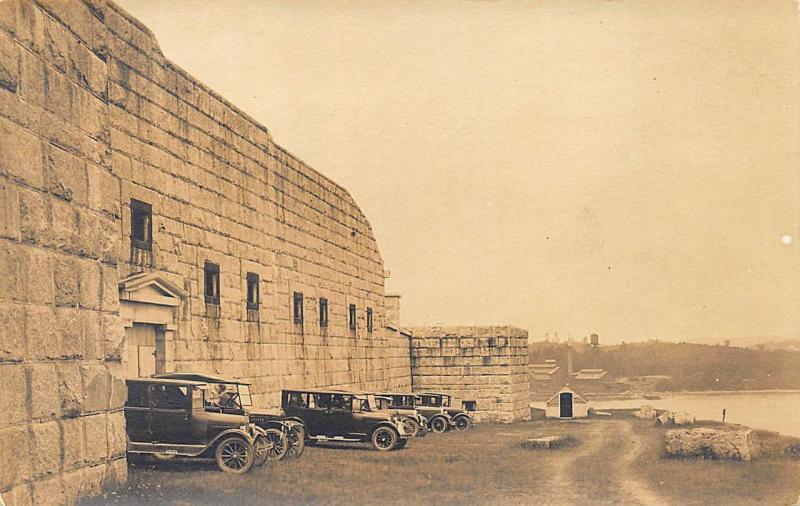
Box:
left=416, top=392, right=473, bottom=431
left=281, top=389, right=409, bottom=451
left=154, top=372, right=305, bottom=458
left=124, top=378, right=283, bottom=473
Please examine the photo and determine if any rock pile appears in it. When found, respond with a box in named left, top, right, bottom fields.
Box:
left=664, top=428, right=760, bottom=461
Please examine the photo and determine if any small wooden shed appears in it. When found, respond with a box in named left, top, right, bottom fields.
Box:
left=545, top=384, right=590, bottom=419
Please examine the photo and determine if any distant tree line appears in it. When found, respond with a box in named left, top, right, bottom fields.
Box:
left=529, top=341, right=800, bottom=391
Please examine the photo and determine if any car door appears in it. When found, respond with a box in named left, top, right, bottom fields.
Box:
left=323, top=395, right=355, bottom=437
left=124, top=381, right=151, bottom=442
left=149, top=384, right=192, bottom=444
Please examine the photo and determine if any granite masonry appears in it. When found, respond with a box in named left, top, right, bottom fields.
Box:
left=0, top=1, right=527, bottom=504
left=0, top=0, right=410, bottom=503
left=409, top=326, right=531, bottom=423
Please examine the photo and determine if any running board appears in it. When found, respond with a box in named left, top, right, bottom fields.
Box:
left=128, top=442, right=208, bottom=457
left=309, top=435, right=363, bottom=443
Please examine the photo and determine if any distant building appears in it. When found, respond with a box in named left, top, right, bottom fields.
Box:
left=530, top=360, right=560, bottom=381
left=574, top=368, right=608, bottom=381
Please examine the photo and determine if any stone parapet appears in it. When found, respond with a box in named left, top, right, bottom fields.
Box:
left=408, top=326, right=531, bottom=423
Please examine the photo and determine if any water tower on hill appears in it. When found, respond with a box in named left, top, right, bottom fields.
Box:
left=590, top=333, right=599, bottom=347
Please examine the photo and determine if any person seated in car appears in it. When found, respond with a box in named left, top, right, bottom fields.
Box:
left=206, top=384, right=236, bottom=408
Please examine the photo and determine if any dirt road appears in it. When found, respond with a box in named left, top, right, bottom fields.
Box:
left=540, top=419, right=667, bottom=505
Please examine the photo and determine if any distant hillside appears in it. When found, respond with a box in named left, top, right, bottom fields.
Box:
left=680, top=336, right=800, bottom=351
left=529, top=341, right=800, bottom=391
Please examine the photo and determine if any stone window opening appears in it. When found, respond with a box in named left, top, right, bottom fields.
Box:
left=463, top=400, right=477, bottom=412
left=246, top=272, right=260, bottom=309
left=319, top=297, right=328, bottom=327
left=366, top=307, right=373, bottom=334
left=204, top=262, right=220, bottom=307
left=293, top=292, right=304, bottom=325
left=131, top=199, right=152, bottom=249
left=246, top=272, right=260, bottom=322
left=130, top=199, right=153, bottom=266
left=348, top=304, right=357, bottom=333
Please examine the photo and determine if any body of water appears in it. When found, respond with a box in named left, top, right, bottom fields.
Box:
left=534, top=391, right=800, bottom=437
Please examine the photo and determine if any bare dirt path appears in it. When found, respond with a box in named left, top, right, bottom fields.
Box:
left=547, top=419, right=669, bottom=506
left=617, top=420, right=670, bottom=506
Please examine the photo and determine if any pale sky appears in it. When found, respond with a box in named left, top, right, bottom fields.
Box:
left=116, top=0, right=800, bottom=344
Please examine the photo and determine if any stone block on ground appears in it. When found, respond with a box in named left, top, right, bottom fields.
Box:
left=521, top=435, right=573, bottom=449
left=664, top=428, right=760, bottom=461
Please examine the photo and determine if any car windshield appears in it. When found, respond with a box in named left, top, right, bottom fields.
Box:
left=442, top=395, right=451, bottom=407
left=238, top=384, right=253, bottom=406
left=204, top=383, right=242, bottom=410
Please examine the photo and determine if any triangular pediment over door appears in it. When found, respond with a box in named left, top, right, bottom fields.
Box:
left=119, top=272, right=188, bottom=307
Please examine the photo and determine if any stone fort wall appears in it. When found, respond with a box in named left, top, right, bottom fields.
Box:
left=409, top=326, right=531, bottom=423
left=0, top=0, right=411, bottom=504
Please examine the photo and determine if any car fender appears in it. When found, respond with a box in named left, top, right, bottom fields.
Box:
left=453, top=413, right=471, bottom=422
left=372, top=421, right=407, bottom=438
left=207, top=428, right=257, bottom=449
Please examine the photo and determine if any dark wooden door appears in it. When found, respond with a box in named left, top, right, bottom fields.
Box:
left=560, top=392, right=573, bottom=418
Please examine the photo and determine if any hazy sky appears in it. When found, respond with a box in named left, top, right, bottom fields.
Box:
left=117, top=0, right=800, bottom=343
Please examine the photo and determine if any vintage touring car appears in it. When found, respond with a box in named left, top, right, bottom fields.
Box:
left=415, top=392, right=473, bottom=432
left=154, top=372, right=305, bottom=458
left=372, top=392, right=428, bottom=437
left=124, top=378, right=287, bottom=473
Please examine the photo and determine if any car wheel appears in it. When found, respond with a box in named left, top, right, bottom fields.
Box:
left=255, top=429, right=288, bottom=464
left=430, top=416, right=448, bottom=433
left=396, top=438, right=408, bottom=449
left=372, top=427, right=399, bottom=451
left=215, top=437, right=255, bottom=474
left=454, top=416, right=471, bottom=431
left=286, top=424, right=305, bottom=458
left=402, top=417, right=420, bottom=437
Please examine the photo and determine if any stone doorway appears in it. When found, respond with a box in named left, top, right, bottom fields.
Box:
left=119, top=273, right=188, bottom=379
left=126, top=323, right=167, bottom=378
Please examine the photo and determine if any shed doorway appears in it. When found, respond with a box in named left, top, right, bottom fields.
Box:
left=559, top=392, right=573, bottom=418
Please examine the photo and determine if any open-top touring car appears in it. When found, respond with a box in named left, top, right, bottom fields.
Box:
left=153, top=372, right=305, bottom=458
left=124, top=378, right=284, bottom=473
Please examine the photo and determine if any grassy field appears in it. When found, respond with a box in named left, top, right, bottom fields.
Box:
left=81, top=418, right=800, bottom=506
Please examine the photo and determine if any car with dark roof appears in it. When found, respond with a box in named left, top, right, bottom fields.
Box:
left=281, top=389, right=409, bottom=451
left=415, top=392, right=473, bottom=431
left=124, top=378, right=276, bottom=473
left=372, top=392, right=428, bottom=437
left=153, top=372, right=304, bottom=459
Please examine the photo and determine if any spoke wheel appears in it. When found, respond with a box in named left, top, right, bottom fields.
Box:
left=372, top=427, right=398, bottom=451
left=215, top=437, right=254, bottom=474
left=402, top=418, right=420, bottom=437
left=454, top=416, right=471, bottom=431
left=255, top=429, right=288, bottom=464
left=286, top=424, right=306, bottom=458
left=430, top=417, right=448, bottom=433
